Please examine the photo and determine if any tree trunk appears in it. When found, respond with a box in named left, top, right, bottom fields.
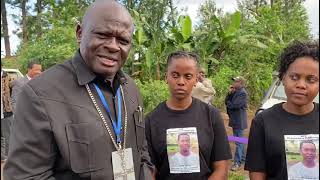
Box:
left=22, top=0, right=28, bottom=43
left=1, top=0, right=11, bottom=57
left=129, top=0, right=132, bottom=9
left=36, top=0, right=42, bottom=38
left=156, top=58, right=160, bottom=80
left=169, top=0, right=176, bottom=27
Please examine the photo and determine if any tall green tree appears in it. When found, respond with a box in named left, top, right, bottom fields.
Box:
left=123, top=0, right=177, bottom=80
left=1, top=0, right=11, bottom=57
left=16, top=0, right=92, bottom=71
left=8, top=0, right=30, bottom=43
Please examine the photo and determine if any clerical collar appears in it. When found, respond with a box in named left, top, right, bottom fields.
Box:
left=95, top=71, right=127, bottom=95
left=26, top=75, right=31, bottom=80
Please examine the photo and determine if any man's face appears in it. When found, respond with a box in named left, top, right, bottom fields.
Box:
left=166, top=58, right=198, bottom=101
left=77, top=3, right=133, bottom=79
left=28, top=64, right=42, bottom=79
left=301, top=143, right=317, bottom=163
left=178, top=134, right=191, bottom=153
left=198, top=71, right=205, bottom=82
left=232, top=80, right=242, bottom=89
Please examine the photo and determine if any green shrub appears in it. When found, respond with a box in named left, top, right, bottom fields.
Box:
left=1, top=57, right=20, bottom=69
left=210, top=63, right=273, bottom=111
left=16, top=26, right=77, bottom=74
left=211, top=65, right=239, bottom=110
left=135, top=79, right=169, bottom=114
left=228, top=172, right=246, bottom=180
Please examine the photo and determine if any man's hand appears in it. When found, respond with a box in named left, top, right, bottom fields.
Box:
left=228, top=85, right=235, bottom=93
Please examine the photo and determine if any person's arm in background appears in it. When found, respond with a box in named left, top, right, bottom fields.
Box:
left=139, top=139, right=156, bottom=180
left=244, top=114, right=267, bottom=180
left=225, top=85, right=234, bottom=105
left=249, top=172, right=267, bottom=180
left=209, top=108, right=232, bottom=180
left=10, top=79, right=23, bottom=113
left=144, top=114, right=157, bottom=180
left=4, top=83, right=57, bottom=180
left=208, top=160, right=229, bottom=180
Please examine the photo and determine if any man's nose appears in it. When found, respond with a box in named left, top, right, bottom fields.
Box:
left=103, top=37, right=120, bottom=52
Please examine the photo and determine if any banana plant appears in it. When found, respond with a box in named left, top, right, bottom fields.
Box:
left=167, top=15, right=193, bottom=51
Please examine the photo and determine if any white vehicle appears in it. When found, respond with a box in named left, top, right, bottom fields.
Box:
left=2, top=68, right=24, bottom=80
left=255, top=75, right=319, bottom=115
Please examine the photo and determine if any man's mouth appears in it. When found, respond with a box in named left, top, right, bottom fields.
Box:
left=97, top=55, right=118, bottom=67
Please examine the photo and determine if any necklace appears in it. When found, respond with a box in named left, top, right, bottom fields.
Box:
left=85, top=84, right=128, bottom=151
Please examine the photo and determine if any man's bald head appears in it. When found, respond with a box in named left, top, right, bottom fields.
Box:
left=81, top=0, right=134, bottom=33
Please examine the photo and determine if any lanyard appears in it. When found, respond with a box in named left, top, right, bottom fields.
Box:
left=93, top=83, right=122, bottom=144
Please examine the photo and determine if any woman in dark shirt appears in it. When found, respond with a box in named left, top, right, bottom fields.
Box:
left=145, top=51, right=231, bottom=180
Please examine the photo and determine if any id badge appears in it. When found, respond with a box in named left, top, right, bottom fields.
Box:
left=112, top=148, right=136, bottom=180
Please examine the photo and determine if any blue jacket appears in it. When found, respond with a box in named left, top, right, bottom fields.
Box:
left=226, top=87, right=248, bottom=129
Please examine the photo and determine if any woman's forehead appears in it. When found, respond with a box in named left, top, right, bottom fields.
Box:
left=168, top=58, right=197, bottom=70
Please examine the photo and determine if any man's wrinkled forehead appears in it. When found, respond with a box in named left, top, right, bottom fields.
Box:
left=93, top=20, right=133, bottom=35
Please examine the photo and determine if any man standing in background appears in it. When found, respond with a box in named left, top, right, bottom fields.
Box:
left=192, top=67, right=216, bottom=105
left=226, top=76, right=248, bottom=171
left=11, top=61, right=42, bottom=113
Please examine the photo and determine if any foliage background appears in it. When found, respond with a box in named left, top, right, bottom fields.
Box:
left=1, top=0, right=315, bottom=113
left=1, top=0, right=316, bottom=179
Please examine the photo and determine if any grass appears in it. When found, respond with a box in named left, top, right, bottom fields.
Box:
left=228, top=172, right=247, bottom=180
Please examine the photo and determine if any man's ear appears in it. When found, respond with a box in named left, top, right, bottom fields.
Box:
left=76, top=24, right=82, bottom=44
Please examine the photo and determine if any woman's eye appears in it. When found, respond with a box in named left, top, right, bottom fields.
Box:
left=172, top=73, right=179, bottom=78
left=307, top=77, right=319, bottom=84
left=289, top=74, right=299, bottom=81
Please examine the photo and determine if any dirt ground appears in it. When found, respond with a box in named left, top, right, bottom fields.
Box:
left=1, top=111, right=255, bottom=179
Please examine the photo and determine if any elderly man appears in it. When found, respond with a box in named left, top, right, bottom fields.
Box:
left=226, top=76, right=248, bottom=171
left=4, top=1, right=154, bottom=179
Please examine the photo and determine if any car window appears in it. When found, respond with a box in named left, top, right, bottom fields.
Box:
left=7, top=72, right=20, bottom=81
left=272, top=81, right=319, bottom=103
left=272, top=83, right=287, bottom=101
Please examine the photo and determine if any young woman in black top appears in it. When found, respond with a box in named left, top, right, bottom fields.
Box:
left=245, top=41, right=319, bottom=179
left=145, top=51, right=231, bottom=180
